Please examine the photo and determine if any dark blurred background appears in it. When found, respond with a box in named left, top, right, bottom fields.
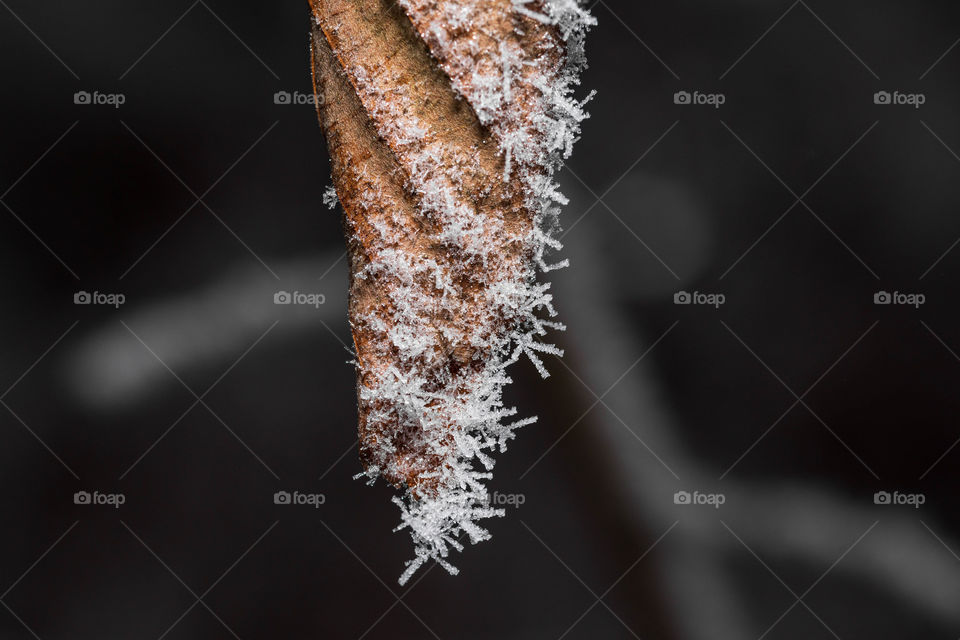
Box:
left=2, top=0, right=959, bottom=638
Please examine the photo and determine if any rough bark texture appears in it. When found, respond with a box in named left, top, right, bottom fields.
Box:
left=311, top=0, right=531, bottom=495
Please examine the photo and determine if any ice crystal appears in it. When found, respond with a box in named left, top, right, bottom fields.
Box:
left=322, top=184, right=339, bottom=209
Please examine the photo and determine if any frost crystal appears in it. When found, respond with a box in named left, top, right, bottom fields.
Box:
left=325, top=0, right=593, bottom=584
left=322, top=184, right=339, bottom=209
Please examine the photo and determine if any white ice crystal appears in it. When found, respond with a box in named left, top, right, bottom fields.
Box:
left=322, top=184, right=339, bottom=210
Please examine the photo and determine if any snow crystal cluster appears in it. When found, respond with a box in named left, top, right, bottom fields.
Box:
left=347, top=0, right=594, bottom=584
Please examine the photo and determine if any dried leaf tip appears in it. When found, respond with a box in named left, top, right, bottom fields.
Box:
left=309, top=0, right=593, bottom=584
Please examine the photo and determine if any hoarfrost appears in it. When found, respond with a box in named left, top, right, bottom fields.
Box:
left=339, top=0, right=594, bottom=584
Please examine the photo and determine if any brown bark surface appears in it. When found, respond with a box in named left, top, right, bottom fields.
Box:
left=309, top=0, right=536, bottom=494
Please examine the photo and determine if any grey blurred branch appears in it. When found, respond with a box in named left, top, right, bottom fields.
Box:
left=61, top=186, right=960, bottom=637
